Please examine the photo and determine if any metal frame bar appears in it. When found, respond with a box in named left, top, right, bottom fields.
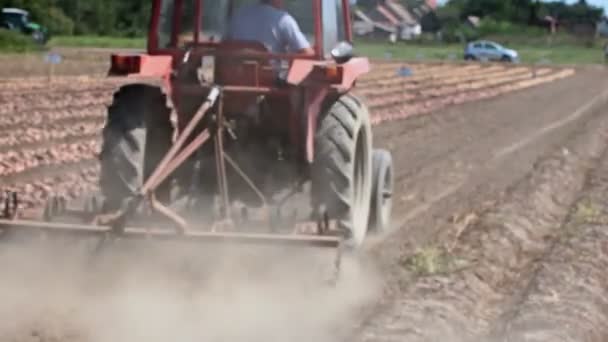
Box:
left=213, top=92, right=231, bottom=221
left=148, top=0, right=162, bottom=51
left=194, top=0, right=202, bottom=43
left=171, top=0, right=183, bottom=48
left=342, top=0, right=353, bottom=42
left=0, top=220, right=341, bottom=248
left=142, top=87, right=220, bottom=193
left=313, top=0, right=323, bottom=59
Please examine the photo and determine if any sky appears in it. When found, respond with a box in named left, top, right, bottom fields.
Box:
left=435, top=0, right=607, bottom=15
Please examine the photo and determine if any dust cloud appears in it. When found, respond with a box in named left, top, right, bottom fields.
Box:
left=0, top=236, right=381, bottom=342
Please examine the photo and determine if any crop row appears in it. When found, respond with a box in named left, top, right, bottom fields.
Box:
left=369, top=68, right=575, bottom=124
left=1, top=95, right=111, bottom=117
left=0, top=107, right=102, bottom=131
left=360, top=67, right=542, bottom=104
left=0, top=121, right=102, bottom=150
left=0, top=64, right=575, bottom=212
left=0, top=140, right=98, bottom=176
left=1, top=71, right=571, bottom=170
left=2, top=166, right=98, bottom=210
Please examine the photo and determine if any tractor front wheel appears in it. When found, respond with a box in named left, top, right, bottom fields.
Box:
left=99, top=84, right=173, bottom=213
left=312, top=94, right=373, bottom=249
left=369, top=149, right=394, bottom=233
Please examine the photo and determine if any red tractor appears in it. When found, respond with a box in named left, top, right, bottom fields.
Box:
left=1, top=0, right=393, bottom=255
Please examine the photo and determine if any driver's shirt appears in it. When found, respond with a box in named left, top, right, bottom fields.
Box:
left=226, top=3, right=310, bottom=54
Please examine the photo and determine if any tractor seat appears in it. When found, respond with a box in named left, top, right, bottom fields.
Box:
left=214, top=40, right=286, bottom=88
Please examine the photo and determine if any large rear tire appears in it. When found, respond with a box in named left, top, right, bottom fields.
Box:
left=99, top=84, right=173, bottom=212
left=312, top=94, right=373, bottom=249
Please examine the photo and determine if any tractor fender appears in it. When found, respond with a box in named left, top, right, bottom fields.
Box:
left=293, top=58, right=370, bottom=163
left=108, top=54, right=175, bottom=107
left=287, top=57, right=370, bottom=90
left=108, top=54, right=173, bottom=79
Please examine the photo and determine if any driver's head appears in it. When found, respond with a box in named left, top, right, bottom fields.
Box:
left=261, top=0, right=283, bottom=8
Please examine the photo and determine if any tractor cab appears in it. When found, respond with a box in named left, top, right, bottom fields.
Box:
left=149, top=0, right=352, bottom=61
left=111, top=0, right=361, bottom=93
left=109, top=0, right=367, bottom=145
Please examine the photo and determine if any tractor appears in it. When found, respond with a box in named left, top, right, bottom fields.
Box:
left=0, top=0, right=394, bottom=262
left=1, top=8, right=49, bottom=45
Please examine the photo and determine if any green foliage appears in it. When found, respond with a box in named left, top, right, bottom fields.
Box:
left=49, top=35, right=146, bottom=49
left=0, top=0, right=149, bottom=38
left=0, top=28, right=38, bottom=52
left=441, top=22, right=479, bottom=43
left=44, top=7, right=74, bottom=35
left=439, top=0, right=604, bottom=25
left=477, top=18, right=544, bottom=37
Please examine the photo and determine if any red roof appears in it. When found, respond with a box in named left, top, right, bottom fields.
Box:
left=384, top=0, right=417, bottom=25
left=376, top=4, right=400, bottom=26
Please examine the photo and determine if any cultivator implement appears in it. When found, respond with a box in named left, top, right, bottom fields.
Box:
left=0, top=0, right=398, bottom=282
left=0, top=85, right=345, bottom=272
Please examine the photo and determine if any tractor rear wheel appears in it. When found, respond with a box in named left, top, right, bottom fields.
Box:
left=99, top=84, right=173, bottom=213
left=312, top=94, right=373, bottom=249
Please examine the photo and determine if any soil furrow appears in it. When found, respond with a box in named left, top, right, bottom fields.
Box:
left=0, top=140, right=99, bottom=177
left=486, top=116, right=608, bottom=342
left=354, top=109, right=607, bottom=342
left=2, top=95, right=111, bottom=116
left=368, top=68, right=562, bottom=110
left=359, top=64, right=483, bottom=85
left=0, top=125, right=101, bottom=152
left=0, top=108, right=103, bottom=130
left=348, top=67, right=608, bottom=342
left=370, top=69, right=574, bottom=125
left=358, top=65, right=514, bottom=97
left=2, top=166, right=98, bottom=210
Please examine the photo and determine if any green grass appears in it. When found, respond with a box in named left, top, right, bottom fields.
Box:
left=0, top=29, right=42, bottom=53
left=9, top=33, right=606, bottom=66
left=49, top=35, right=146, bottom=49
left=356, top=41, right=607, bottom=65
left=401, top=246, right=469, bottom=276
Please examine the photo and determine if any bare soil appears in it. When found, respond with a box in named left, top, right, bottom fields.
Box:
left=351, top=65, right=608, bottom=342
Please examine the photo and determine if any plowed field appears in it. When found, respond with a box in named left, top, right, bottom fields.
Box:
left=2, top=53, right=608, bottom=342
left=0, top=62, right=573, bottom=210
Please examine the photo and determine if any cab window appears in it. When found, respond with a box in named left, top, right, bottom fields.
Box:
left=322, top=0, right=338, bottom=56
left=156, top=0, right=316, bottom=50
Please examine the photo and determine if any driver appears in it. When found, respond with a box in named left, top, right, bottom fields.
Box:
left=226, top=0, right=314, bottom=55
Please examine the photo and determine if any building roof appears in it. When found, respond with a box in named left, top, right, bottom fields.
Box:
left=354, top=8, right=375, bottom=24
left=375, top=4, right=400, bottom=26
left=374, top=21, right=397, bottom=33
left=384, top=0, right=417, bottom=26
left=353, top=20, right=375, bottom=35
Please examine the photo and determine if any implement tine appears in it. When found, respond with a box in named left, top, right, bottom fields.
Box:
left=1, top=191, right=18, bottom=220
left=1, top=191, right=6, bottom=219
